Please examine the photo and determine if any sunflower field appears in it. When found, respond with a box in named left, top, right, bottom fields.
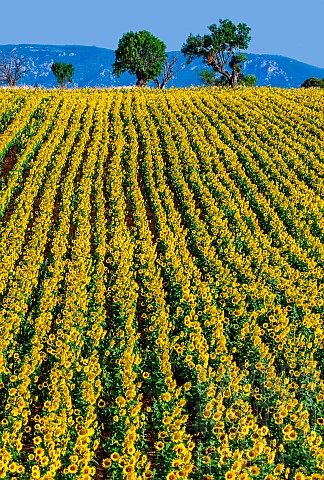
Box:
left=1, top=86, right=324, bottom=480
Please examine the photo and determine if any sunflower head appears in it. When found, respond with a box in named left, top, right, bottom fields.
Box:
left=111, top=452, right=120, bottom=462
left=67, top=464, right=78, bottom=474
left=102, top=458, right=112, bottom=468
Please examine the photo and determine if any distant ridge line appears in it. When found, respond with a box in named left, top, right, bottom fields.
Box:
left=1, top=44, right=324, bottom=89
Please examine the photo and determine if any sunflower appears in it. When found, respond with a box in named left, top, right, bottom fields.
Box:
left=172, top=431, right=182, bottom=442
left=250, top=465, right=260, bottom=476
left=184, top=382, right=191, bottom=391
left=184, top=316, right=191, bottom=326
left=245, top=448, right=257, bottom=461
left=127, top=445, right=135, bottom=454
left=111, top=452, right=120, bottom=461
left=33, top=436, right=42, bottom=445
left=179, top=398, right=186, bottom=407
left=9, top=463, right=17, bottom=473
left=225, top=472, right=235, bottom=480
left=166, top=473, right=177, bottom=480
left=289, top=430, right=298, bottom=441
left=294, top=473, right=305, bottom=480
left=203, top=409, right=212, bottom=419
left=162, top=416, right=171, bottom=425
left=123, top=464, right=135, bottom=474
left=260, top=425, right=269, bottom=436
left=162, top=392, right=171, bottom=402
left=229, top=460, right=240, bottom=472
left=102, top=458, right=112, bottom=468
left=155, top=441, right=164, bottom=450
left=67, top=464, right=78, bottom=474
left=239, top=473, right=249, bottom=480
left=243, top=384, right=251, bottom=395
left=31, top=466, right=40, bottom=479
left=172, top=459, right=182, bottom=468
left=116, top=396, right=126, bottom=407
left=40, top=457, right=49, bottom=467
left=274, top=464, right=285, bottom=475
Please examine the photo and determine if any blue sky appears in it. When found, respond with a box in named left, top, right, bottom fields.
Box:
left=1, top=0, right=323, bottom=68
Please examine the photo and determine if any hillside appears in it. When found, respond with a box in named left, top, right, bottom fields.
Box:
left=1, top=44, right=324, bottom=88
left=1, top=87, right=324, bottom=478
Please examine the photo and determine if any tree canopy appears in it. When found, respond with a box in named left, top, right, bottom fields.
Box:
left=51, top=62, right=74, bottom=88
left=301, top=77, right=324, bottom=88
left=181, top=19, right=251, bottom=87
left=113, top=31, right=167, bottom=87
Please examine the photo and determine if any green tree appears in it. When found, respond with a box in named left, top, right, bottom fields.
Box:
left=301, top=77, right=324, bottom=88
left=113, top=31, right=167, bottom=87
left=51, top=62, right=74, bottom=88
left=242, top=74, right=257, bottom=86
left=181, top=19, right=251, bottom=87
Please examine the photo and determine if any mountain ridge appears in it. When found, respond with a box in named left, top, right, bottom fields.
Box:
left=1, top=44, right=324, bottom=89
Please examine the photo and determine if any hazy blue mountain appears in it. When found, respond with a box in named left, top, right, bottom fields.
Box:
left=1, top=44, right=324, bottom=89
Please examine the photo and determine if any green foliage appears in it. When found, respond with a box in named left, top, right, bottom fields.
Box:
left=197, top=68, right=218, bottom=86
left=242, top=74, right=257, bottom=86
left=301, top=77, right=324, bottom=88
left=181, top=19, right=251, bottom=87
left=197, top=68, right=257, bottom=87
left=51, top=62, right=74, bottom=88
left=229, top=53, right=247, bottom=73
left=112, top=31, right=167, bottom=87
left=197, top=68, right=227, bottom=86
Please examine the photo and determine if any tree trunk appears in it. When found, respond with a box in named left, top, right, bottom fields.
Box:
left=136, top=77, right=146, bottom=87
left=230, top=70, right=238, bottom=88
left=218, top=67, right=231, bottom=87
left=153, top=78, right=162, bottom=89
